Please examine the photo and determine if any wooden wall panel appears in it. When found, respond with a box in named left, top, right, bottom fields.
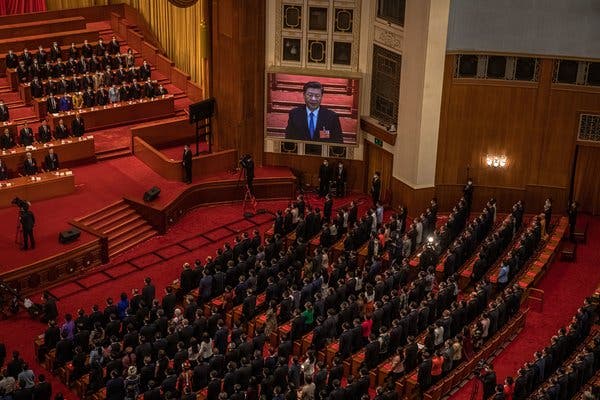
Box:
left=435, top=55, right=600, bottom=212
left=211, top=0, right=265, bottom=164
left=392, top=178, right=436, bottom=219
left=264, top=153, right=366, bottom=193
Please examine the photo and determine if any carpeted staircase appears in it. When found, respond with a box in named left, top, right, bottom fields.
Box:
left=73, top=199, right=157, bottom=257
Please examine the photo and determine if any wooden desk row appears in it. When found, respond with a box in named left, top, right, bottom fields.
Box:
left=0, top=136, right=95, bottom=172
left=0, top=169, right=75, bottom=208
left=46, top=95, right=175, bottom=131
left=0, top=16, right=87, bottom=41
left=23, top=82, right=161, bottom=119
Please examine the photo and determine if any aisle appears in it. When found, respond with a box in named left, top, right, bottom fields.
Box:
left=449, top=215, right=600, bottom=400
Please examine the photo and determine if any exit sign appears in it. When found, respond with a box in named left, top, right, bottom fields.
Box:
left=374, top=138, right=383, bottom=147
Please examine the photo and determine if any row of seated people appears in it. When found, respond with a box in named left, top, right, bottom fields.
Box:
left=0, top=352, right=54, bottom=400
left=1, top=118, right=85, bottom=149
left=40, top=81, right=168, bottom=115
left=13, top=53, right=148, bottom=84
left=34, top=202, right=441, bottom=399
left=27, top=62, right=153, bottom=98
left=460, top=201, right=528, bottom=286
left=492, top=213, right=548, bottom=289
left=413, top=196, right=472, bottom=272
left=438, top=199, right=501, bottom=279
left=416, top=205, right=556, bottom=399
left=415, top=282, right=524, bottom=393
left=0, top=148, right=60, bottom=179
left=6, top=37, right=125, bottom=69
left=508, top=296, right=597, bottom=400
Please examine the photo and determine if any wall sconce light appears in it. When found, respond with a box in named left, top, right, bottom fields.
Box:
left=486, top=155, right=508, bottom=168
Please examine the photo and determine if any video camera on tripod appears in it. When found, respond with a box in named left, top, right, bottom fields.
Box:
left=239, top=154, right=253, bottom=170
left=12, top=196, right=29, bottom=210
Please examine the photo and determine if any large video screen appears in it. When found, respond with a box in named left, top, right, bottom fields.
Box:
left=266, top=73, right=359, bottom=145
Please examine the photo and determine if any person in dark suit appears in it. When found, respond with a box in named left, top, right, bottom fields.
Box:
left=71, top=113, right=85, bottom=137
left=19, top=123, right=34, bottom=146
left=54, top=119, right=69, bottom=139
left=44, top=148, right=59, bottom=171
left=23, top=152, right=38, bottom=175
left=182, top=144, right=193, bottom=184
left=20, top=203, right=35, bottom=250
left=240, top=154, right=255, bottom=195
left=371, top=172, right=381, bottom=206
left=83, top=87, right=96, bottom=108
left=318, top=159, right=331, bottom=197
left=0, top=100, right=10, bottom=122
left=6, top=50, right=18, bottom=69
left=568, top=201, right=578, bottom=240
left=285, top=81, right=343, bottom=143
left=334, top=161, right=346, bottom=197
left=46, top=93, right=59, bottom=114
left=108, top=36, right=120, bottom=55
left=30, top=77, right=44, bottom=98
left=1, top=128, right=15, bottom=149
left=142, top=277, right=155, bottom=307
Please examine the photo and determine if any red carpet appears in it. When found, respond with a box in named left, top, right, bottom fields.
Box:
left=449, top=215, right=600, bottom=400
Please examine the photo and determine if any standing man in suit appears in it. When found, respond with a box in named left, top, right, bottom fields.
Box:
left=5, top=50, right=18, bottom=69
left=0, top=158, right=8, bottom=180
left=72, top=113, right=85, bottom=137
left=1, top=128, right=15, bottom=149
left=44, top=148, right=59, bottom=171
left=46, top=93, right=59, bottom=114
left=20, top=204, right=35, bottom=250
left=285, top=81, right=343, bottom=143
left=318, top=159, right=331, bottom=198
left=54, top=119, right=69, bottom=139
left=20, top=123, right=34, bottom=146
left=568, top=201, right=578, bottom=240
left=0, top=99, right=9, bottom=122
left=371, top=172, right=381, bottom=206
left=334, top=161, right=346, bottom=197
left=182, top=144, right=193, bottom=184
left=23, top=152, right=38, bottom=175
left=38, top=121, right=52, bottom=143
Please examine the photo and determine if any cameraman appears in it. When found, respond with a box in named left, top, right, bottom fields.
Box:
left=19, top=203, right=35, bottom=250
left=240, top=154, right=255, bottom=196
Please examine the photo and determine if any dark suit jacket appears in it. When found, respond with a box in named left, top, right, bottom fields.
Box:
left=38, top=125, right=52, bottom=142
left=72, top=117, right=85, bottom=137
left=285, top=106, right=343, bottom=143
left=44, top=153, right=59, bottom=171
left=24, top=158, right=38, bottom=175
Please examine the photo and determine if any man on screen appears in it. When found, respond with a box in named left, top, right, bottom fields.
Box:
left=285, top=81, right=343, bottom=143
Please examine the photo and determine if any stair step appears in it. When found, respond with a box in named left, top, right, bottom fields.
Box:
left=75, top=200, right=126, bottom=222
left=108, top=230, right=157, bottom=258
left=77, top=202, right=131, bottom=225
left=96, top=148, right=132, bottom=161
left=109, top=225, right=156, bottom=251
left=106, top=218, right=147, bottom=239
left=91, top=209, right=137, bottom=232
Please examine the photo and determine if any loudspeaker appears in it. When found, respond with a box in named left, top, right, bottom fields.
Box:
left=143, top=186, right=161, bottom=202
left=59, top=228, right=81, bottom=244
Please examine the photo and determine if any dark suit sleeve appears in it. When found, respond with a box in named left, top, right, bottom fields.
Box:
left=284, top=107, right=307, bottom=141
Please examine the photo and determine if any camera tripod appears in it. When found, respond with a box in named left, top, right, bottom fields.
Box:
left=15, top=212, right=22, bottom=246
left=236, top=167, right=257, bottom=217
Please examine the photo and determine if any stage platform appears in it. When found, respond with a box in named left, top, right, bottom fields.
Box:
left=0, top=159, right=295, bottom=294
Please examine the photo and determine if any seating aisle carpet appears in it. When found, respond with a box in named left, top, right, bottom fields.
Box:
left=0, top=193, right=371, bottom=400
left=449, top=215, right=600, bottom=400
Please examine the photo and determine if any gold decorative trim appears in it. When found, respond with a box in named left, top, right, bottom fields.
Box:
left=374, top=25, right=402, bottom=53
left=168, top=0, right=199, bottom=7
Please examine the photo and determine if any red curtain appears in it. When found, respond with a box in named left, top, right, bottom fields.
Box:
left=0, top=0, right=46, bottom=16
